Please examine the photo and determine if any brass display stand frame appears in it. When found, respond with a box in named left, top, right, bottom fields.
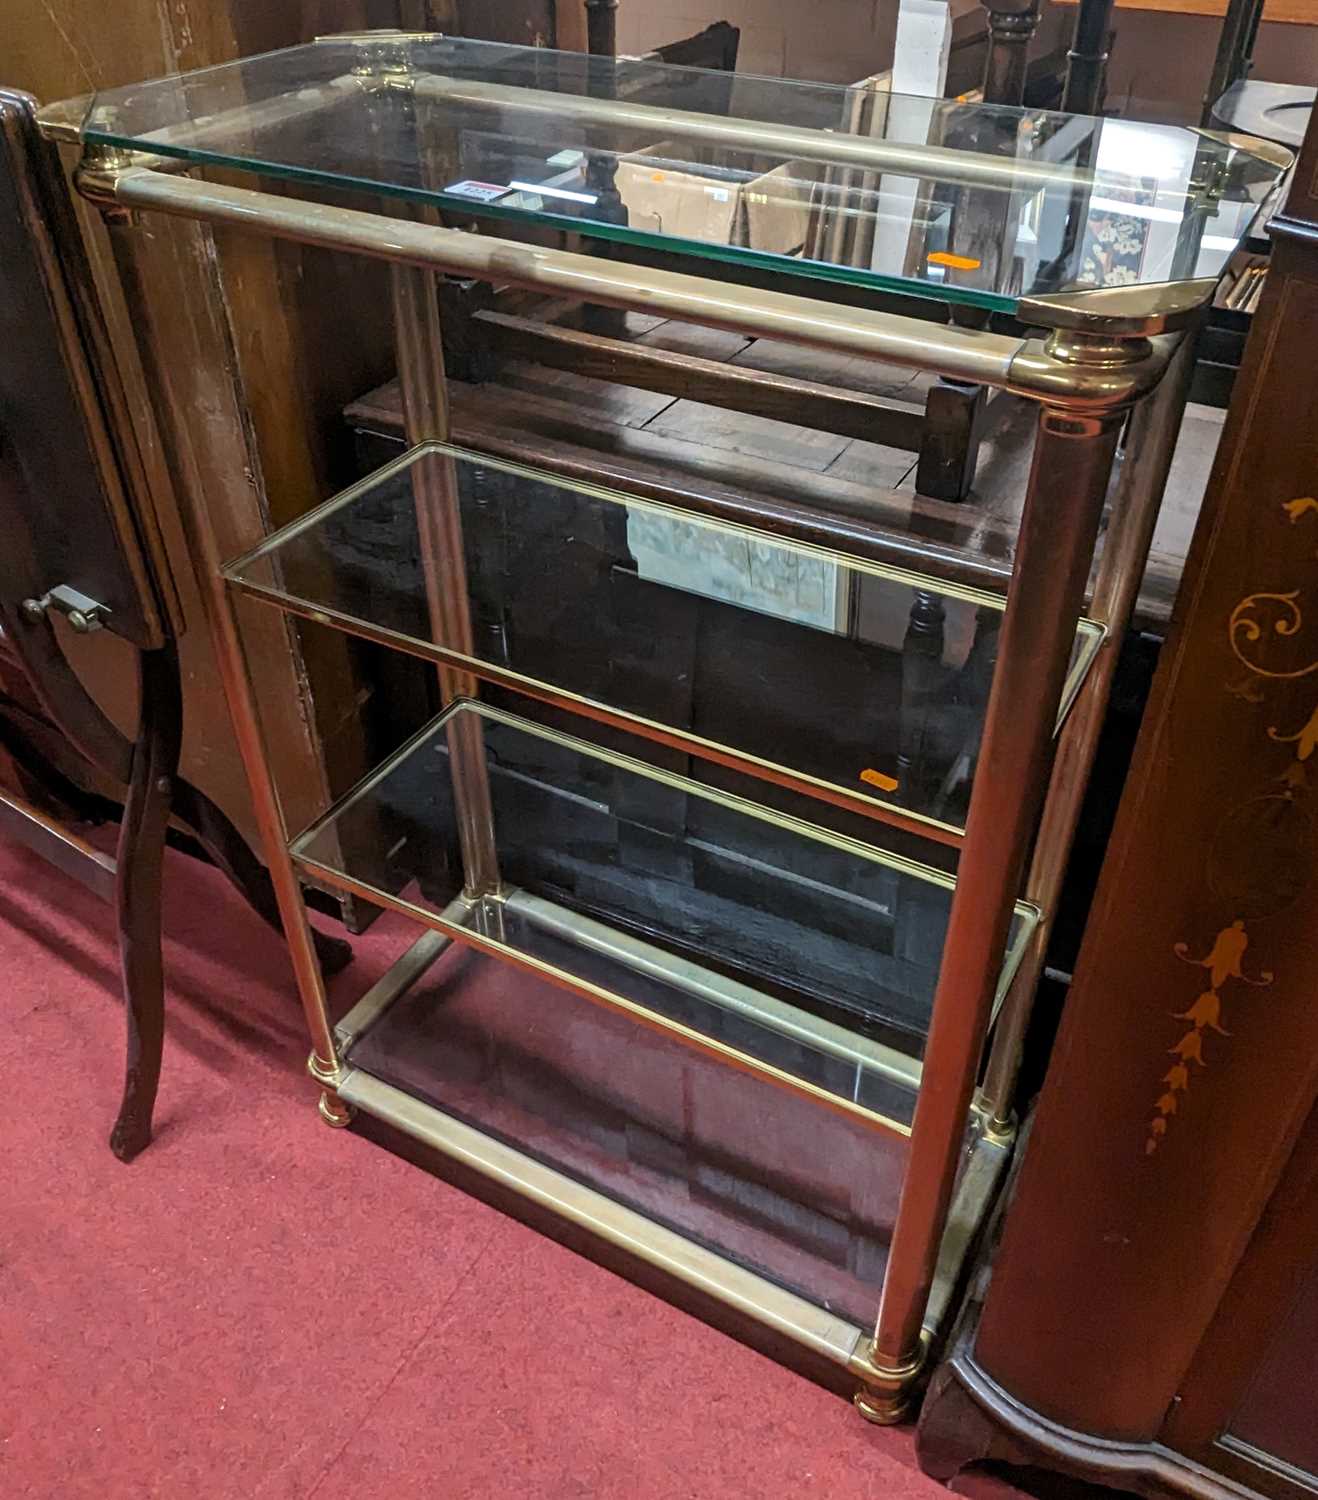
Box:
left=39, top=31, right=1221, bottom=1420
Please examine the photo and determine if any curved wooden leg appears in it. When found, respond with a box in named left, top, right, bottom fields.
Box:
left=170, top=779, right=352, bottom=977
left=916, top=1362, right=1001, bottom=1483
left=110, top=645, right=182, bottom=1162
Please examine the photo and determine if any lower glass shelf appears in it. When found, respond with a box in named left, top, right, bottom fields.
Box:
left=290, top=698, right=1039, bottom=1139
left=339, top=930, right=909, bottom=1329
left=229, top=441, right=1105, bottom=840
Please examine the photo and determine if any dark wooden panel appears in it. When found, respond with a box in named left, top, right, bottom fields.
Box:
left=972, top=161, right=1318, bottom=1445
left=2, top=0, right=407, bottom=844
left=1157, top=1095, right=1318, bottom=1497
left=1225, top=1263, right=1318, bottom=1481
left=0, top=94, right=165, bottom=650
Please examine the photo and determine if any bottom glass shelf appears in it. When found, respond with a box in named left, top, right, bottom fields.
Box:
left=291, top=698, right=1039, bottom=1138
left=340, top=931, right=906, bottom=1328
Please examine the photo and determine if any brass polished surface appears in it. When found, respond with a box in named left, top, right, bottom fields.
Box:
left=76, top=165, right=1031, bottom=388
left=57, top=24, right=1096, bottom=199
left=979, top=328, right=1199, bottom=1129
left=68, top=74, right=368, bottom=156
left=1018, top=280, right=1217, bottom=336
left=315, top=29, right=445, bottom=45
left=306, top=1047, right=345, bottom=1091
left=390, top=264, right=502, bottom=899
left=62, top=64, right=1207, bottom=1407
left=77, top=163, right=1201, bottom=403
left=33, top=94, right=88, bottom=145
left=869, top=328, right=1141, bottom=1373
left=59, top=31, right=1284, bottom=328
left=1006, top=331, right=1175, bottom=411
left=317, top=1090, right=355, bottom=1127
left=227, top=571, right=967, bottom=849
left=502, top=888, right=925, bottom=1094
left=308, top=696, right=966, bottom=895
left=920, top=1123, right=1013, bottom=1338
left=224, top=437, right=1102, bottom=850
left=333, top=920, right=463, bottom=1049
left=295, top=849, right=920, bottom=1143
left=403, top=72, right=1097, bottom=195
left=851, top=1333, right=930, bottom=1424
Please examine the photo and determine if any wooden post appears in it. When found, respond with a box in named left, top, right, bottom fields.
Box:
left=980, top=0, right=1041, bottom=106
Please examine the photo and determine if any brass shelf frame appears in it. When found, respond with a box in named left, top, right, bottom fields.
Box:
left=46, top=36, right=1215, bottom=1418
left=283, top=695, right=1043, bottom=1143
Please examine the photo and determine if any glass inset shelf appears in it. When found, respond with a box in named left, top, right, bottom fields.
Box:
left=227, top=441, right=1105, bottom=840
left=290, top=698, right=1040, bottom=1139
left=341, top=934, right=911, bottom=1327
left=72, top=35, right=1285, bottom=315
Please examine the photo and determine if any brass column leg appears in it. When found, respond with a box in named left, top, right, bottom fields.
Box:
left=391, top=264, right=501, bottom=899
left=977, top=329, right=1197, bottom=1132
left=102, top=211, right=349, bottom=1124
left=855, top=338, right=1145, bottom=1423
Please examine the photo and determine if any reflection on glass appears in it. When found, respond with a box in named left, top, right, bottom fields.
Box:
left=78, top=37, right=1285, bottom=312
left=228, top=443, right=1104, bottom=836
left=292, top=698, right=1039, bottom=1124
left=347, top=935, right=911, bottom=1325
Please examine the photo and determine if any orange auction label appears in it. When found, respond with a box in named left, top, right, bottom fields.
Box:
left=927, top=251, right=982, bottom=271
left=860, top=768, right=900, bottom=792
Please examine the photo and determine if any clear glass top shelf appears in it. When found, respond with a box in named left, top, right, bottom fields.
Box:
left=72, top=34, right=1285, bottom=316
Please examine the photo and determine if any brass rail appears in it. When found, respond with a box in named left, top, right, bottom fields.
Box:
left=405, top=72, right=1100, bottom=193
left=79, top=164, right=1027, bottom=386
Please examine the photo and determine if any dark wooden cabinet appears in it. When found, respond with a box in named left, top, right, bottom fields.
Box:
left=916, top=92, right=1318, bottom=1500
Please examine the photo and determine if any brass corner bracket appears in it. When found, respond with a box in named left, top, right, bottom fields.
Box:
left=1007, top=327, right=1179, bottom=414
left=1019, top=278, right=1215, bottom=339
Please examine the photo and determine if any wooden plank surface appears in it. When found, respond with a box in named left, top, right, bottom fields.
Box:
left=477, top=311, right=928, bottom=448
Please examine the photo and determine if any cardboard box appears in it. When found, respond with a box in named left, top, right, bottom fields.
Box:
left=614, top=143, right=813, bottom=256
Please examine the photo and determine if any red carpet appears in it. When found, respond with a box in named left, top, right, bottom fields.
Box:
left=0, top=833, right=1011, bottom=1498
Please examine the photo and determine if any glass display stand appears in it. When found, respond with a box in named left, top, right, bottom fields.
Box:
left=38, top=31, right=1288, bottom=1421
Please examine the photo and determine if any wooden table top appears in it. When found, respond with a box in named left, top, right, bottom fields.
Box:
left=1050, top=0, right=1316, bottom=23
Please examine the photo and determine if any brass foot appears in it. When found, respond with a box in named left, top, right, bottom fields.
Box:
left=854, top=1384, right=913, bottom=1425
left=318, top=1089, right=354, bottom=1128
left=850, top=1334, right=928, bottom=1426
